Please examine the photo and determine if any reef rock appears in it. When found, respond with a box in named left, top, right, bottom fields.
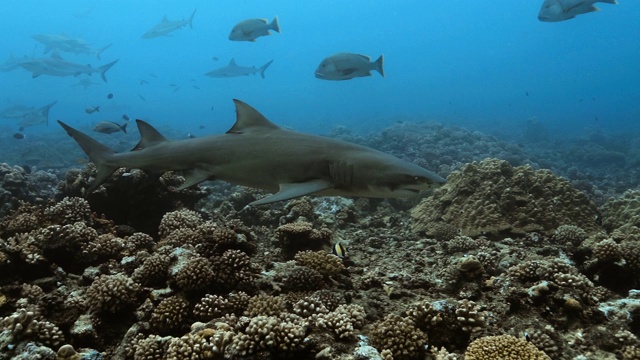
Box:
left=411, top=158, right=601, bottom=237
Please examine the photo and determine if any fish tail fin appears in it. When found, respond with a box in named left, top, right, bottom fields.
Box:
left=374, top=54, right=384, bottom=78
left=98, top=59, right=119, bottom=82
left=120, top=122, right=128, bottom=134
left=40, top=101, right=57, bottom=126
left=258, top=60, right=274, bottom=79
left=57, top=120, right=118, bottom=193
left=95, top=44, right=112, bottom=60
left=271, top=16, right=281, bottom=33
left=188, top=8, right=197, bottom=29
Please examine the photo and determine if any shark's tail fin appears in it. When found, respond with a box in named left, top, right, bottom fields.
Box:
left=98, top=59, right=119, bottom=82
left=119, top=122, right=128, bottom=134
left=270, top=16, right=280, bottom=33
left=188, top=9, right=197, bottom=29
left=57, top=120, right=118, bottom=193
left=258, top=60, right=274, bottom=79
left=373, top=54, right=384, bottom=78
left=95, top=44, right=112, bottom=60
left=39, top=101, right=58, bottom=126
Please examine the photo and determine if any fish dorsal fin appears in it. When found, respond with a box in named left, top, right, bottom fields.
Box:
left=229, top=58, right=238, bottom=67
left=227, top=99, right=280, bottom=134
left=51, top=50, right=63, bottom=60
left=132, top=119, right=169, bottom=150
left=162, top=15, right=169, bottom=22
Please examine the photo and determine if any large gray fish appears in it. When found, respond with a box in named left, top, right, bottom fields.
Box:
left=9, top=52, right=118, bottom=82
left=228, top=16, right=280, bottom=42
left=205, top=59, right=274, bottom=79
left=142, top=9, right=197, bottom=39
left=58, top=99, right=445, bottom=205
left=32, top=34, right=112, bottom=60
left=538, top=0, right=618, bottom=22
left=16, top=101, right=58, bottom=128
left=93, top=121, right=127, bottom=134
left=315, top=53, right=384, bottom=81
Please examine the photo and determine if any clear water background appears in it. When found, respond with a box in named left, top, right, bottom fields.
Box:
left=0, top=0, right=638, bottom=143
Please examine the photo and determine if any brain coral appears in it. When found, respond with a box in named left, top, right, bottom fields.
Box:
left=464, top=334, right=550, bottom=359
left=411, top=158, right=601, bottom=237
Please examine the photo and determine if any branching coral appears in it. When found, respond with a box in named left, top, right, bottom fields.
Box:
left=85, top=274, right=141, bottom=313
left=370, top=314, right=428, bottom=360
left=294, top=250, right=345, bottom=279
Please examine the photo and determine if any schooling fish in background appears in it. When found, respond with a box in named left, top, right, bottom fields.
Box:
left=205, top=58, right=274, bottom=79
left=142, top=9, right=197, bottom=38
left=315, top=53, right=384, bottom=81
left=93, top=121, right=127, bottom=134
left=228, top=16, right=280, bottom=42
left=538, top=0, right=618, bottom=22
left=85, top=106, right=100, bottom=114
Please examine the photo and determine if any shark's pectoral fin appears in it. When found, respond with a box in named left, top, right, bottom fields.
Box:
left=177, top=168, right=212, bottom=190
left=249, top=179, right=333, bottom=206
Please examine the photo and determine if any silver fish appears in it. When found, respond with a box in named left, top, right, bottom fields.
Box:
left=93, top=121, right=127, bottom=134
left=229, top=16, right=280, bottom=42
left=538, top=0, right=618, bottom=22
left=315, top=53, right=384, bottom=81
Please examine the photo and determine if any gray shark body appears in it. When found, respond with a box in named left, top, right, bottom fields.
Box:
left=58, top=100, right=445, bottom=206
left=142, top=9, right=197, bottom=39
left=205, top=59, right=273, bottom=79
left=11, top=52, right=118, bottom=82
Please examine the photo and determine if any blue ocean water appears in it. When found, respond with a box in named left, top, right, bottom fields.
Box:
left=0, top=0, right=638, bottom=142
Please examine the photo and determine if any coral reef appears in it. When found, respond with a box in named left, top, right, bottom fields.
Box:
left=3, top=122, right=640, bottom=360
left=411, top=158, right=602, bottom=237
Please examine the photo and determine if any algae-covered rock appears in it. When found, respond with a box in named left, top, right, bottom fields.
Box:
left=411, top=158, right=601, bottom=237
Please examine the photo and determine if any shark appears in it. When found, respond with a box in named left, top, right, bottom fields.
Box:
left=32, top=34, right=112, bottom=60
left=58, top=99, right=446, bottom=206
left=0, top=101, right=57, bottom=128
left=205, top=59, right=274, bottom=79
left=142, top=9, right=197, bottom=39
left=10, top=52, right=118, bottom=82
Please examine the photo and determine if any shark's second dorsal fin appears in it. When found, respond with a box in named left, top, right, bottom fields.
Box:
left=227, top=99, right=280, bottom=134
left=132, top=119, right=169, bottom=150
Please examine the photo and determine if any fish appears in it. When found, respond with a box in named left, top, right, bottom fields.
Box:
left=13, top=101, right=58, bottom=128
left=122, top=114, right=130, bottom=122
left=332, top=242, right=348, bottom=258
left=229, top=16, right=280, bottom=42
left=85, top=106, right=100, bottom=114
left=13, top=133, right=25, bottom=140
left=138, top=94, right=146, bottom=101
left=205, top=59, right=273, bottom=79
left=70, top=78, right=99, bottom=89
left=9, top=51, right=118, bottom=82
left=32, top=34, right=112, bottom=60
left=93, top=121, right=127, bottom=134
left=58, top=99, right=446, bottom=205
left=538, top=0, right=618, bottom=22
left=139, top=79, right=149, bottom=85
left=142, top=9, right=197, bottom=39
left=315, top=53, right=384, bottom=81
left=107, top=93, right=114, bottom=99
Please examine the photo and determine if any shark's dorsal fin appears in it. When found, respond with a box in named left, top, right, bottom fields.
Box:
left=227, top=99, right=280, bottom=134
left=51, top=50, right=63, bottom=60
left=228, top=58, right=238, bottom=67
left=162, top=15, right=169, bottom=22
left=132, top=119, right=169, bottom=150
